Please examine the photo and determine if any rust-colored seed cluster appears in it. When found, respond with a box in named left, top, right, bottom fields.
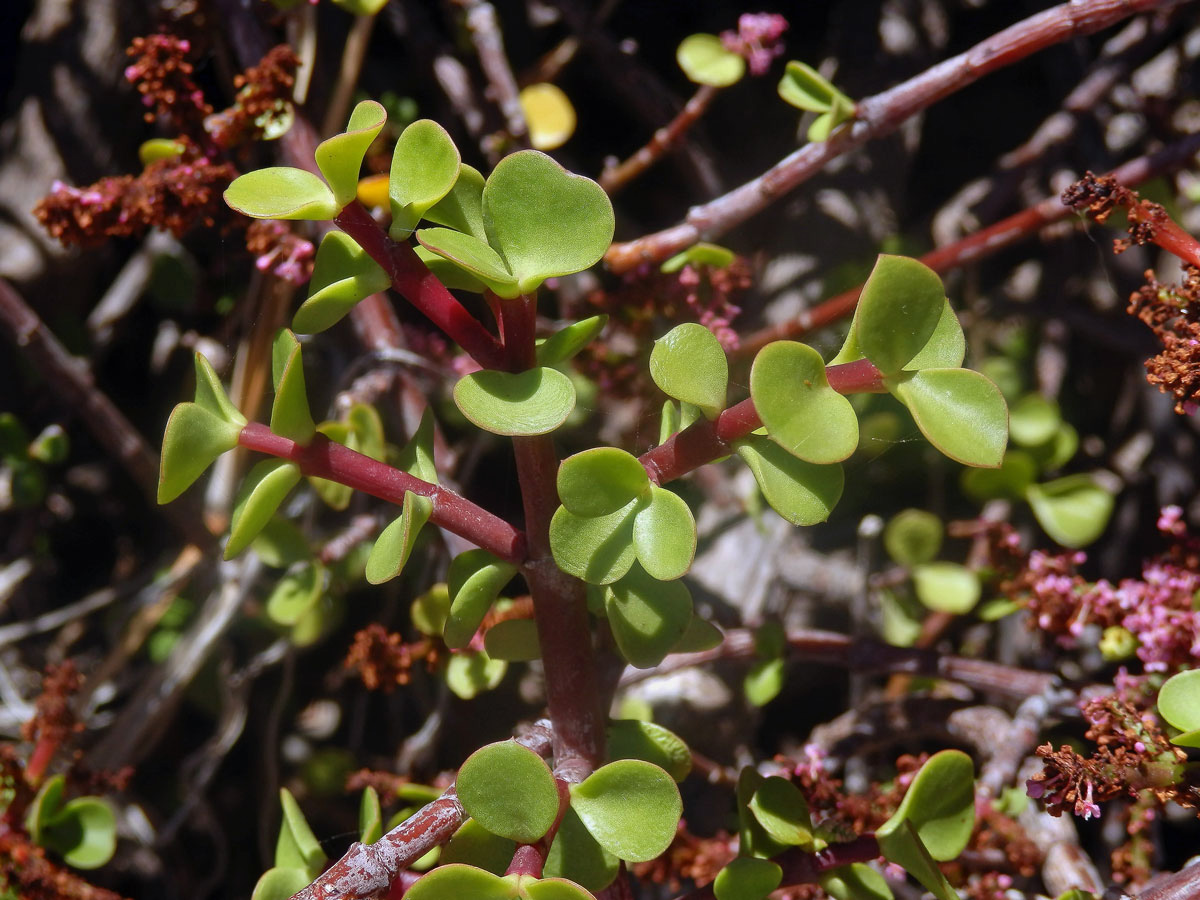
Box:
left=1062, top=171, right=1167, bottom=255
left=125, top=34, right=213, bottom=141
left=1129, top=265, right=1200, bottom=414
left=205, top=44, right=300, bottom=150
left=344, top=624, right=440, bottom=691
left=21, top=662, right=83, bottom=752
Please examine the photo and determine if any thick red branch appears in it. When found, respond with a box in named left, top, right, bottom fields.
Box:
left=238, top=422, right=526, bottom=563
left=640, top=359, right=885, bottom=485
left=606, top=0, right=1179, bottom=272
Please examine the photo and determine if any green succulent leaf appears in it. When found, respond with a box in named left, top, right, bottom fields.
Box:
left=359, top=787, right=383, bottom=845
left=570, top=760, right=682, bottom=863
left=139, top=137, right=186, bottom=166
left=749, top=776, right=814, bottom=848
left=295, top=231, right=391, bottom=334
left=549, top=499, right=638, bottom=585
left=251, top=867, right=312, bottom=900
left=777, top=61, right=853, bottom=114
left=442, top=819, right=516, bottom=874
left=537, top=315, right=609, bottom=367
left=275, top=788, right=327, bottom=876
left=889, top=368, right=1007, bottom=467
left=315, top=99, right=387, bottom=208
left=224, top=167, right=339, bottom=220
left=388, top=119, right=462, bottom=238
left=751, top=341, right=858, bottom=463
left=158, top=402, right=241, bottom=503
left=404, top=864, right=514, bottom=900
left=912, top=562, right=980, bottom=615
left=193, top=352, right=245, bottom=426
left=673, top=615, right=724, bottom=653
left=605, top=564, right=693, bottom=668
left=483, top=618, right=541, bottom=661
left=522, top=877, right=598, bottom=900
left=396, top=407, right=439, bottom=484
left=736, top=768, right=789, bottom=858
left=676, top=33, right=746, bottom=87
left=558, top=447, right=650, bottom=518
left=483, top=150, right=615, bottom=295
left=883, top=509, right=943, bottom=566
left=734, top=435, right=844, bottom=526
left=412, top=584, right=451, bottom=637
left=650, top=323, right=728, bottom=420
left=606, top=719, right=692, bottom=782
left=714, top=858, right=782, bottom=900
left=445, top=550, right=518, bottom=648
left=457, top=741, right=560, bottom=844
left=661, top=242, right=735, bottom=273
left=805, top=98, right=855, bottom=143
left=877, top=749, right=974, bottom=862
left=903, top=300, right=966, bottom=371
left=544, top=807, right=619, bottom=891
left=416, top=227, right=519, bottom=297
left=454, top=367, right=576, bottom=437
left=819, top=863, right=894, bottom=900
left=365, top=491, right=434, bottom=584
left=445, top=650, right=507, bottom=699
left=631, top=486, right=695, bottom=581
left=266, top=562, right=325, bottom=627
left=25, top=776, right=117, bottom=870
left=1158, top=669, right=1200, bottom=747
left=424, top=163, right=487, bottom=239
left=877, top=819, right=959, bottom=900
left=1008, top=394, right=1062, bottom=448
left=415, top=245, right=489, bottom=293
left=226, top=459, right=301, bottom=559
left=744, top=657, right=785, bottom=707
left=270, top=330, right=316, bottom=444
left=1025, top=474, right=1114, bottom=549
left=856, top=256, right=947, bottom=375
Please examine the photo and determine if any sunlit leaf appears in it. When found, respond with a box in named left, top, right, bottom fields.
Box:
left=650, top=323, right=728, bottom=420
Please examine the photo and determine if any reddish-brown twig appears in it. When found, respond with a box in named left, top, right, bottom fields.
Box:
left=600, top=85, right=719, bottom=195
left=605, top=0, right=1183, bottom=274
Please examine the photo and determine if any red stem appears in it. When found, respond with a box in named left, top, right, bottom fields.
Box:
left=237, top=422, right=526, bottom=563
left=334, top=202, right=506, bottom=369
left=600, top=84, right=719, bottom=195
left=640, top=359, right=885, bottom=485
left=605, top=0, right=1172, bottom=272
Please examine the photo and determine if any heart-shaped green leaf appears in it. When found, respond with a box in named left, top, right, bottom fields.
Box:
left=193, top=352, right=245, bottom=426
left=457, top=741, right=560, bottom=844
left=270, top=330, right=316, bottom=444
left=819, top=863, right=894, bottom=900
left=405, top=864, right=516, bottom=900
left=365, top=491, right=433, bottom=584
left=226, top=459, right=301, bottom=559
left=158, top=402, right=241, bottom=503
left=225, top=167, right=339, bottom=220
left=1025, top=474, right=1114, bottom=549
left=396, top=407, right=439, bottom=484
left=266, top=562, right=325, bottom=627
left=389, top=119, right=461, bottom=238
left=445, top=550, right=518, bottom=648
left=1158, top=669, right=1200, bottom=747
left=749, top=776, right=814, bottom=848
left=883, top=509, right=943, bottom=566
left=890, top=368, right=1007, bottom=467
left=549, top=500, right=638, bottom=585
left=607, top=719, right=692, bottom=782
left=751, top=341, right=858, bottom=463
left=857, top=256, right=947, bottom=375
left=537, top=316, right=609, bottom=367
left=570, top=760, right=682, bottom=862
left=558, top=447, right=650, bottom=518
left=445, top=650, right=507, bottom=699
left=454, top=367, right=576, bottom=436
left=650, top=323, right=728, bottom=420
left=912, top=562, right=980, bottom=615
left=676, top=34, right=746, bottom=86
left=734, top=435, right=844, bottom=525
left=484, top=618, right=541, bottom=661
left=632, top=485, right=695, bottom=581
left=416, top=227, right=519, bottom=296
left=605, top=564, right=692, bottom=668
left=483, top=151, right=614, bottom=295
left=778, top=61, right=852, bottom=114
left=714, top=858, right=782, bottom=900
left=544, top=807, right=619, bottom=891
left=25, top=776, right=117, bottom=870
left=442, top=819, right=516, bottom=874
left=877, top=749, right=974, bottom=861
left=359, top=787, right=383, bottom=845
left=315, top=99, right=387, bottom=208
left=275, top=788, right=327, bottom=876
left=251, top=867, right=311, bottom=900
left=736, top=768, right=788, bottom=858
left=425, top=163, right=487, bottom=239
left=295, top=231, right=392, bottom=333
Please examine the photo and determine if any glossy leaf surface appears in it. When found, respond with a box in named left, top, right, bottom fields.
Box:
left=890, top=368, right=1007, bottom=468
left=224, top=167, right=338, bottom=220
left=537, top=315, right=608, bottom=367
left=404, top=865, right=515, bottom=900
left=819, top=863, right=894, bottom=900
left=748, top=776, right=814, bottom=848
left=734, top=436, right=844, bottom=525
left=445, top=550, right=518, bottom=648
left=365, top=491, right=433, bottom=584
left=457, top=741, right=559, bottom=844
left=226, top=459, right=301, bottom=559
left=193, top=352, right=245, bottom=426
left=714, top=858, right=782, bottom=900
left=158, top=402, right=241, bottom=503
left=877, top=749, right=974, bottom=861
left=777, top=60, right=852, bottom=113
left=607, top=719, right=691, bottom=782
left=275, top=788, right=326, bottom=875
left=424, top=164, right=487, bottom=239
left=677, top=33, right=746, bottom=86
left=316, top=100, right=387, bottom=207
left=549, top=500, right=638, bottom=585
left=856, top=256, right=947, bottom=375
left=417, top=227, right=518, bottom=296
left=295, top=231, right=391, bottom=334
left=751, top=341, right=857, bottom=463
left=605, top=564, right=693, bottom=668
left=570, top=760, right=682, bottom=863
left=396, top=407, right=439, bottom=484
left=558, top=447, right=649, bottom=517
left=650, top=323, right=728, bottom=420
left=389, top=119, right=461, bottom=237
left=544, top=807, right=619, bottom=891
left=1158, top=669, right=1200, bottom=746
left=454, top=367, right=576, bottom=436
left=270, top=330, right=316, bottom=444
left=632, top=485, right=695, bottom=581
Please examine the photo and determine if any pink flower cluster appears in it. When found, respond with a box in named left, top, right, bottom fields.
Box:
left=720, top=13, right=789, bottom=77
left=676, top=264, right=742, bottom=350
